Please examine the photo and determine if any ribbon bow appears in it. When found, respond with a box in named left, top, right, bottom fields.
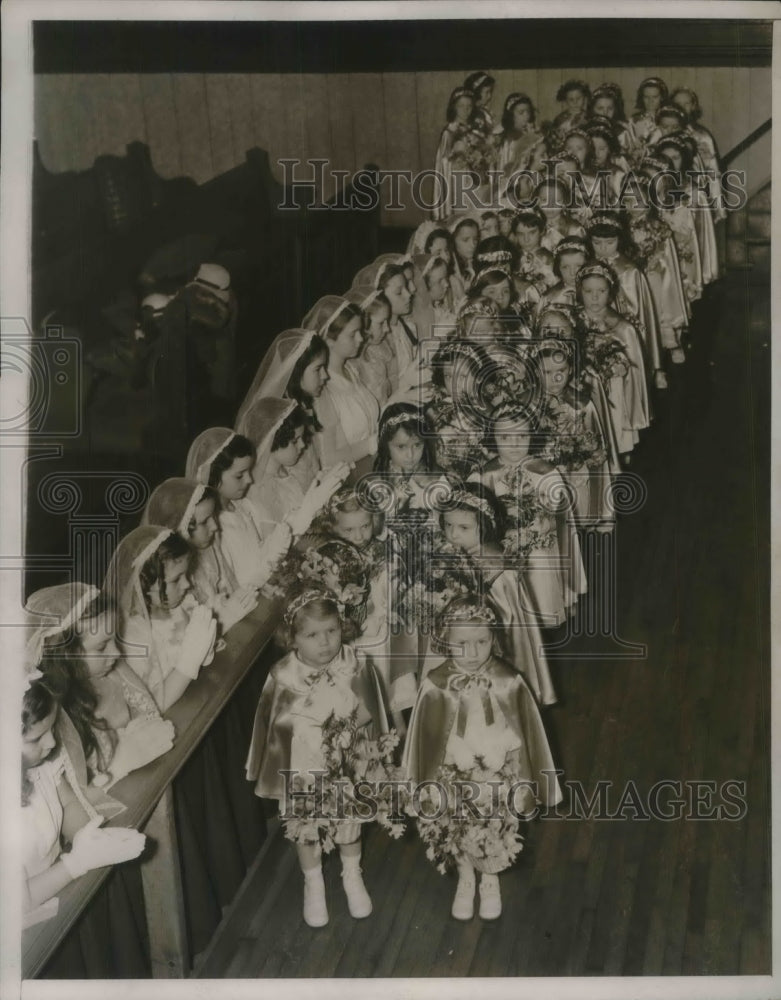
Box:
left=447, top=669, right=494, bottom=737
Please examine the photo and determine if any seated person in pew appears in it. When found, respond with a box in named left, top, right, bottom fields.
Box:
left=105, top=526, right=218, bottom=713
left=26, top=583, right=175, bottom=790
left=21, top=673, right=146, bottom=928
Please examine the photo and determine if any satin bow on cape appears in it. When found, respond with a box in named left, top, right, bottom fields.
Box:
left=446, top=668, right=495, bottom=737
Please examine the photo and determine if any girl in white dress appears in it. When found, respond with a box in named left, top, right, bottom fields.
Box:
left=186, top=428, right=293, bottom=590
left=104, top=526, right=218, bottom=713
left=302, top=296, right=381, bottom=470
left=21, top=675, right=146, bottom=927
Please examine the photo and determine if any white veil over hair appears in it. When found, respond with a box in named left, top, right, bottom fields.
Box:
left=143, top=477, right=240, bottom=607
left=23, top=583, right=125, bottom=821
left=237, top=396, right=297, bottom=523
left=185, top=427, right=236, bottom=486
left=235, top=328, right=321, bottom=432
left=301, top=294, right=352, bottom=339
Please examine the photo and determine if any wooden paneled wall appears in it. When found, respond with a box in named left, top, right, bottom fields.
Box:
left=35, top=67, right=772, bottom=227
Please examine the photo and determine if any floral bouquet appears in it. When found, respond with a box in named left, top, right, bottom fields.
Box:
left=398, top=533, right=481, bottom=635
left=581, top=329, right=632, bottom=384
left=450, top=125, right=496, bottom=183
left=500, top=466, right=559, bottom=560
left=538, top=399, right=607, bottom=471
left=628, top=219, right=670, bottom=275
left=412, top=760, right=525, bottom=875
left=282, top=708, right=407, bottom=851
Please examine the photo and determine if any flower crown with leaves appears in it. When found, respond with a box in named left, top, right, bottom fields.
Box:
left=380, top=407, right=424, bottom=432
left=553, top=237, right=589, bottom=259
left=575, top=261, right=619, bottom=290
left=283, top=587, right=342, bottom=627
left=447, top=488, right=497, bottom=525
left=438, top=600, right=498, bottom=627
left=587, top=213, right=624, bottom=235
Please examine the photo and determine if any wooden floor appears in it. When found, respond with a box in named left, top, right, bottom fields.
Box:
left=196, top=270, right=771, bottom=978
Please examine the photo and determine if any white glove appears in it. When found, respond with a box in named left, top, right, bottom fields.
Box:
left=177, top=605, right=217, bottom=680
left=286, top=463, right=351, bottom=537
left=255, top=522, right=293, bottom=586
left=107, top=717, right=176, bottom=783
left=61, top=818, right=146, bottom=879
left=219, top=585, right=259, bottom=631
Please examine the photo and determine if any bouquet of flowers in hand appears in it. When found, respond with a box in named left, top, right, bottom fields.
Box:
left=411, top=759, right=525, bottom=875
left=501, top=465, right=558, bottom=560
left=283, top=708, right=407, bottom=850
left=399, top=533, right=480, bottom=634
left=538, top=398, right=607, bottom=471
left=581, top=328, right=632, bottom=384
left=450, top=125, right=496, bottom=183
left=628, top=219, right=669, bottom=275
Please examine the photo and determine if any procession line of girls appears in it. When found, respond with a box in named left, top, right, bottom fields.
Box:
left=21, top=70, right=725, bottom=936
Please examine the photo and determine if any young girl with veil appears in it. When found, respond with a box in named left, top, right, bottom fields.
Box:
left=104, top=526, right=218, bottom=712
left=186, top=428, right=293, bottom=590
left=245, top=585, right=394, bottom=928
left=404, top=595, right=562, bottom=921
left=235, top=328, right=330, bottom=492
left=351, top=256, right=422, bottom=385
left=302, top=296, right=381, bottom=471
left=143, top=477, right=259, bottom=631
left=21, top=672, right=146, bottom=927
left=631, top=76, right=669, bottom=151
left=27, top=583, right=175, bottom=789
left=238, top=396, right=349, bottom=534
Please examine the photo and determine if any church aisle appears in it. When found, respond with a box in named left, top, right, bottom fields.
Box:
left=196, top=270, right=770, bottom=979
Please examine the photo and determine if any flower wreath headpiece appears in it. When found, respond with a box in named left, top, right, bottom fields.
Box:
left=380, top=407, right=423, bottom=432
left=438, top=600, right=498, bottom=627
left=447, top=488, right=496, bottom=525
left=575, top=261, right=619, bottom=290
left=587, top=213, right=624, bottom=235
left=283, top=587, right=343, bottom=627
left=553, top=236, right=589, bottom=259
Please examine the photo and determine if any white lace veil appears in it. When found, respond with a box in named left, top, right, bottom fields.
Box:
left=143, top=478, right=209, bottom=535
left=24, top=582, right=101, bottom=670
left=185, top=427, right=237, bottom=485
left=235, top=328, right=322, bottom=431
left=301, top=295, right=352, bottom=339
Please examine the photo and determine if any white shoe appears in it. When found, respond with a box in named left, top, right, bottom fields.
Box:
left=671, top=348, right=685, bottom=364
left=451, top=872, right=476, bottom=920
left=303, top=868, right=329, bottom=927
left=341, top=863, right=372, bottom=918
left=478, top=874, right=502, bottom=920
left=654, top=370, right=668, bottom=389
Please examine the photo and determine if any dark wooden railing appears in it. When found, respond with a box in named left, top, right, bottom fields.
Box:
left=721, top=118, right=772, bottom=168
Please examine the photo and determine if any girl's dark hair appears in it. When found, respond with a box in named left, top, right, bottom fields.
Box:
left=552, top=242, right=590, bottom=281
left=635, top=77, right=669, bottom=111
left=376, top=262, right=408, bottom=292
left=468, top=268, right=517, bottom=307
left=656, top=103, right=689, bottom=128
left=185, top=485, right=219, bottom=535
left=138, top=532, right=192, bottom=610
left=483, top=408, right=548, bottom=456
left=511, top=210, right=546, bottom=235
left=564, top=131, right=596, bottom=174
left=465, top=71, right=495, bottom=94
left=275, top=588, right=358, bottom=650
left=423, top=229, right=455, bottom=275
left=556, top=79, right=591, bottom=104
left=271, top=404, right=312, bottom=452
left=589, top=85, right=627, bottom=122
left=324, top=301, right=362, bottom=342
left=374, top=403, right=437, bottom=474
left=501, top=93, right=536, bottom=132
left=446, top=87, right=474, bottom=123
left=438, top=480, right=507, bottom=547
left=22, top=679, right=59, bottom=805
left=288, top=334, right=329, bottom=430
left=207, top=433, right=255, bottom=490
left=363, top=291, right=391, bottom=325
left=653, top=135, right=695, bottom=174
left=429, top=340, right=486, bottom=393
left=586, top=121, right=621, bottom=158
